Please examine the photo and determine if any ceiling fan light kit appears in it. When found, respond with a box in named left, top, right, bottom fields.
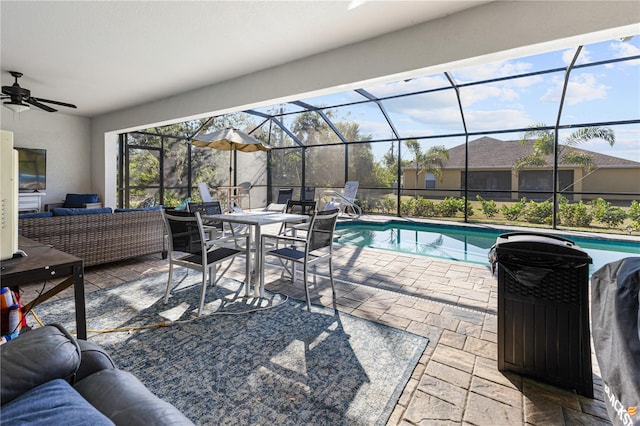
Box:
left=1, top=71, right=77, bottom=114
left=3, top=101, right=30, bottom=113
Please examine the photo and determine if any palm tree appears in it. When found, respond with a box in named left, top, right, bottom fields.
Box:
left=404, top=139, right=449, bottom=198
left=514, top=124, right=615, bottom=172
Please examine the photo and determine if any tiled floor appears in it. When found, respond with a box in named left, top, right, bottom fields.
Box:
left=19, top=238, right=611, bottom=425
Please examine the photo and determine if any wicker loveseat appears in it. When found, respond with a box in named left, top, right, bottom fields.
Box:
left=18, top=209, right=166, bottom=267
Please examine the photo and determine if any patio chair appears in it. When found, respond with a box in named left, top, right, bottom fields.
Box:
left=260, top=208, right=340, bottom=311
left=322, top=181, right=361, bottom=218
left=162, top=210, right=250, bottom=316
left=236, top=181, right=252, bottom=210
left=276, top=188, right=293, bottom=204
left=279, top=199, right=316, bottom=236
left=301, top=187, right=316, bottom=201
left=188, top=201, right=225, bottom=237
left=198, top=182, right=214, bottom=203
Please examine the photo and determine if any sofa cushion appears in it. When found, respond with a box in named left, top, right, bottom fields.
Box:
left=114, top=206, right=163, bottom=213
left=18, top=211, right=53, bottom=219
left=52, top=207, right=113, bottom=216
left=64, top=193, right=100, bottom=208
left=1, top=379, right=114, bottom=425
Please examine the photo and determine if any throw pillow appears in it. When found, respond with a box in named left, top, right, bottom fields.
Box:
left=64, top=194, right=100, bottom=208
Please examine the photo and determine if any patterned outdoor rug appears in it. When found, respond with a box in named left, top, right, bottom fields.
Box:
left=30, top=271, right=429, bottom=425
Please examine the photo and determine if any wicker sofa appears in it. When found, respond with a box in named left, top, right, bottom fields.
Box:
left=18, top=209, right=166, bottom=267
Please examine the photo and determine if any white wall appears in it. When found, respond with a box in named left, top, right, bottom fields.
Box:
left=58, top=2, right=640, bottom=207
left=0, top=109, right=91, bottom=207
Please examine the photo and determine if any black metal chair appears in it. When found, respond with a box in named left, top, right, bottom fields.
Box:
left=260, top=208, right=340, bottom=311
left=162, top=210, right=250, bottom=316
left=188, top=201, right=224, bottom=236
left=279, top=199, right=316, bottom=236
left=276, top=188, right=294, bottom=204
left=301, top=187, right=316, bottom=201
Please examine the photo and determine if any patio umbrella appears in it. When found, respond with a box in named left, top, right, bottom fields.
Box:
left=191, top=127, right=271, bottom=186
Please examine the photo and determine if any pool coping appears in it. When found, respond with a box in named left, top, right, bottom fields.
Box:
left=339, top=214, right=640, bottom=243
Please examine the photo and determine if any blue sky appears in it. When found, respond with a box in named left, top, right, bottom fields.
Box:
left=291, top=35, right=640, bottom=163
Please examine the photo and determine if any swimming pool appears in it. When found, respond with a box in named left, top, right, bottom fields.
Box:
left=335, top=220, right=640, bottom=274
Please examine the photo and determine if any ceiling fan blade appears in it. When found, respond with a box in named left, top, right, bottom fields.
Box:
left=25, top=98, right=57, bottom=112
left=32, top=97, right=77, bottom=109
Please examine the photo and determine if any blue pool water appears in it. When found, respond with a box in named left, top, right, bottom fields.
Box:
left=335, top=220, right=640, bottom=274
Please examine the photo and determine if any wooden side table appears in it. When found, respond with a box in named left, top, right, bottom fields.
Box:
left=0, top=236, right=87, bottom=339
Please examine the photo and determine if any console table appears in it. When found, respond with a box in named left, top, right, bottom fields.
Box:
left=18, top=192, right=45, bottom=213
left=0, top=235, right=87, bottom=339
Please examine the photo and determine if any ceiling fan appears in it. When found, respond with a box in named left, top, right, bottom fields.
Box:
left=1, top=71, right=77, bottom=113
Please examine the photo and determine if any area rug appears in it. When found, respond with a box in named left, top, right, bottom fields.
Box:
left=30, top=271, right=429, bottom=426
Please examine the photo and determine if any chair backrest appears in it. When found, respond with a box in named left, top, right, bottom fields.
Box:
left=188, top=201, right=223, bottom=230
left=301, top=187, right=315, bottom=201
left=276, top=188, right=294, bottom=204
left=342, top=181, right=359, bottom=202
left=285, top=200, right=316, bottom=216
left=308, top=208, right=340, bottom=252
left=237, top=181, right=252, bottom=191
left=162, top=210, right=202, bottom=255
left=188, top=201, right=222, bottom=215
left=198, top=182, right=213, bottom=202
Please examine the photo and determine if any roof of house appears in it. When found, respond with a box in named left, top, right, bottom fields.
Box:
left=406, top=136, right=639, bottom=170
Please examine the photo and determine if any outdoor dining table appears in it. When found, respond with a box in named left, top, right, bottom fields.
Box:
left=202, top=211, right=309, bottom=298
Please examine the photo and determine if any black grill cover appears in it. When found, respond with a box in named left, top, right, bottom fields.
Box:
left=591, top=257, right=640, bottom=426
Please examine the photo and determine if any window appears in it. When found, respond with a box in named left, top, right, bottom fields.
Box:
left=425, top=173, right=436, bottom=189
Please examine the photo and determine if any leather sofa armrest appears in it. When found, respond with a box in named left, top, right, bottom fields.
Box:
left=75, top=339, right=116, bottom=382
left=75, top=369, right=195, bottom=425
left=1, top=324, right=80, bottom=405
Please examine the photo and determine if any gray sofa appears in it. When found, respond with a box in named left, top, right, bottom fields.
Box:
left=1, top=324, right=193, bottom=425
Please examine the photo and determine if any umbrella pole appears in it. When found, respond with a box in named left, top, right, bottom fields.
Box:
left=229, top=150, right=233, bottom=187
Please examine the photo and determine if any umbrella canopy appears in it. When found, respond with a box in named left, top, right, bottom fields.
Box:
left=192, top=127, right=271, bottom=186
left=192, top=127, right=271, bottom=152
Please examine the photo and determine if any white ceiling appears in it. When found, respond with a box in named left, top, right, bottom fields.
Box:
left=1, top=1, right=489, bottom=118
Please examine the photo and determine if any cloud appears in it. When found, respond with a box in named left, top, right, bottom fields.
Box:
left=540, top=73, right=609, bottom=105
left=452, top=59, right=534, bottom=82
left=562, top=47, right=592, bottom=65
left=363, top=75, right=450, bottom=98
left=605, top=40, right=640, bottom=68
left=464, top=109, right=533, bottom=131
left=610, top=39, right=640, bottom=57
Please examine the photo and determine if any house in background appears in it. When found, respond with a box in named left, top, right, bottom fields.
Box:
left=403, top=137, right=640, bottom=202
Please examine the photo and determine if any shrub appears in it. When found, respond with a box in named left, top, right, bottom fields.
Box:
left=476, top=195, right=498, bottom=218
left=629, top=200, right=640, bottom=231
left=559, top=200, right=593, bottom=227
left=414, top=197, right=438, bottom=217
left=590, top=198, right=609, bottom=221
left=591, top=198, right=628, bottom=229
left=438, top=197, right=463, bottom=217
left=357, top=196, right=379, bottom=214
left=464, top=198, right=475, bottom=217
left=524, top=200, right=553, bottom=224
left=400, top=197, right=415, bottom=216
left=501, top=198, right=527, bottom=221
left=382, top=197, right=396, bottom=214
left=628, top=200, right=640, bottom=222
